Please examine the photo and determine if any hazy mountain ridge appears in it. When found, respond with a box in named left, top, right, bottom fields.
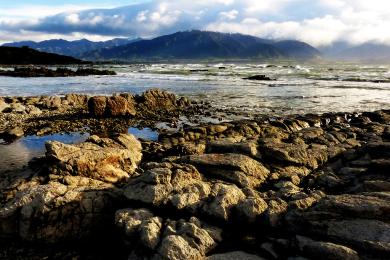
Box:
left=3, top=38, right=141, bottom=58
left=82, top=30, right=320, bottom=61
left=0, top=46, right=86, bottom=65
left=320, top=41, right=390, bottom=62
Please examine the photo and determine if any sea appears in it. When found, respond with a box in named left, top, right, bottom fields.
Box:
left=1, top=62, right=390, bottom=115
left=1, top=61, right=390, bottom=171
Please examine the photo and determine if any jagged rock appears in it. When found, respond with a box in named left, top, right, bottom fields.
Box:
left=261, top=141, right=328, bottom=169
left=139, top=89, right=185, bottom=111
left=178, top=154, right=270, bottom=188
left=207, top=251, right=266, bottom=260
left=124, top=162, right=253, bottom=222
left=42, top=96, right=62, bottom=109
left=88, top=96, right=107, bottom=117
left=88, top=96, right=136, bottom=117
left=9, top=103, right=26, bottom=113
left=264, top=198, right=288, bottom=227
left=0, top=180, right=120, bottom=242
left=286, top=193, right=390, bottom=255
left=202, top=183, right=246, bottom=220
left=106, top=96, right=136, bottom=117
left=2, top=127, right=24, bottom=140
left=115, top=209, right=218, bottom=259
left=236, top=196, right=268, bottom=223
left=295, top=235, right=359, bottom=260
left=0, top=98, right=10, bottom=112
left=46, top=134, right=142, bottom=183
left=207, top=139, right=259, bottom=158
left=64, top=94, right=88, bottom=108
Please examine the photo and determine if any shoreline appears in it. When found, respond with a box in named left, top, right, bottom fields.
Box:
left=0, top=89, right=389, bottom=259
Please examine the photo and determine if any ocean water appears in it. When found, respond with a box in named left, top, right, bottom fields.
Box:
left=0, top=62, right=390, bottom=115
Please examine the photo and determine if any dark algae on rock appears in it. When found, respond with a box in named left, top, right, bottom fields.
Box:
left=0, top=89, right=390, bottom=259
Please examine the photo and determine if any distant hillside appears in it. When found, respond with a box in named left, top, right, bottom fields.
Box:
left=3, top=38, right=141, bottom=58
left=320, top=42, right=390, bottom=62
left=82, top=30, right=320, bottom=61
left=0, top=46, right=86, bottom=65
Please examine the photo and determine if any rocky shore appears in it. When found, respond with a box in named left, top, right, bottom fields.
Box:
left=0, top=89, right=389, bottom=259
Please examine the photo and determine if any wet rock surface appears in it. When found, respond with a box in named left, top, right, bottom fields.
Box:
left=0, top=90, right=390, bottom=259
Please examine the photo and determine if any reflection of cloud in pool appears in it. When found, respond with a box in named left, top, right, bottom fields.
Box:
left=128, top=127, right=158, bottom=141
left=0, top=141, right=35, bottom=171
left=0, top=133, right=90, bottom=172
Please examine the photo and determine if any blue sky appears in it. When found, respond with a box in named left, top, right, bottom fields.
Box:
left=1, top=0, right=390, bottom=47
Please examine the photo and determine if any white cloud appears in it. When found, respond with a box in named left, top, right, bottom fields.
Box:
left=219, top=10, right=239, bottom=20
left=2, top=0, right=390, bottom=46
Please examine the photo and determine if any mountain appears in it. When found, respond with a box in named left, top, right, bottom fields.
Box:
left=320, top=41, right=390, bottom=62
left=82, top=30, right=320, bottom=61
left=0, top=46, right=86, bottom=65
left=2, top=38, right=141, bottom=58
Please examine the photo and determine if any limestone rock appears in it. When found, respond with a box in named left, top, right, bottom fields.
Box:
left=179, top=153, right=270, bottom=188
left=0, top=180, right=120, bottom=242
left=88, top=96, right=107, bottom=117
left=46, top=134, right=142, bottom=183
left=295, top=235, right=359, bottom=260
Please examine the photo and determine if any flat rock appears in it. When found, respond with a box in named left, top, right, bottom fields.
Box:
left=179, top=153, right=270, bottom=188
left=46, top=134, right=142, bottom=183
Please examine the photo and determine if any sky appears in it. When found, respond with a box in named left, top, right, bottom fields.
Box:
left=1, top=0, right=390, bottom=47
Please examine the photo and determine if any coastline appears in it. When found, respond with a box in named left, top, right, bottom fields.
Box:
left=0, top=89, right=389, bottom=259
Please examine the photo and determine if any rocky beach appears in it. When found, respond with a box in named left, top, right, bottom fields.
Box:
left=0, top=89, right=389, bottom=259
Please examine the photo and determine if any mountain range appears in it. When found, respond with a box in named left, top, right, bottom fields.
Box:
left=0, top=46, right=85, bottom=65
left=2, top=31, right=320, bottom=61
left=321, top=42, right=390, bottom=62
left=3, top=38, right=140, bottom=58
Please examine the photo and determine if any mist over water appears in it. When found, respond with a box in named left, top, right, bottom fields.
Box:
left=1, top=62, right=390, bottom=115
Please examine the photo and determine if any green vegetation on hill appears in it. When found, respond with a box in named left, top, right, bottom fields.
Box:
left=0, top=46, right=88, bottom=65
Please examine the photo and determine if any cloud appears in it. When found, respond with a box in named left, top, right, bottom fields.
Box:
left=1, top=0, right=390, bottom=47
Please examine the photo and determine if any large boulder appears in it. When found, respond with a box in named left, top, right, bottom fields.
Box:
left=179, top=154, right=270, bottom=188
left=88, top=96, right=136, bottom=117
left=46, top=134, right=142, bottom=183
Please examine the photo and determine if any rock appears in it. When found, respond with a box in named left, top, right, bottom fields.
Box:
left=157, top=235, right=203, bottom=260
left=0, top=180, right=120, bottom=242
left=88, top=95, right=136, bottom=117
left=106, top=96, right=136, bottom=117
left=264, top=198, right=288, bottom=227
left=286, top=193, right=390, bottom=255
left=42, top=96, right=62, bottom=109
left=0, top=98, right=10, bottom=112
left=202, top=183, right=246, bottom=221
left=261, top=141, right=328, bottom=169
left=207, top=251, right=266, bottom=260
left=115, top=208, right=218, bottom=259
left=46, top=134, right=142, bottom=183
left=139, top=89, right=180, bottom=111
left=9, top=103, right=26, bottom=113
left=243, top=75, right=274, bottom=81
left=64, top=94, right=88, bottom=108
left=236, top=196, right=268, bottom=223
left=88, top=96, right=107, bottom=117
left=179, top=153, right=270, bottom=188
left=295, top=236, right=359, bottom=260
left=124, top=162, right=249, bottom=221
left=25, top=105, right=42, bottom=115
left=207, top=139, right=259, bottom=158
left=3, top=127, right=24, bottom=140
